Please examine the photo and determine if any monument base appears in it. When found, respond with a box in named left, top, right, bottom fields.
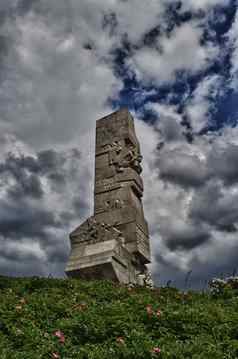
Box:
left=65, top=238, right=150, bottom=285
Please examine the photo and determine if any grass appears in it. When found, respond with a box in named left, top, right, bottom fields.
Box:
left=0, top=275, right=238, bottom=358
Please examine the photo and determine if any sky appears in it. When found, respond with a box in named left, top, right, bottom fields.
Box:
left=0, top=0, right=238, bottom=292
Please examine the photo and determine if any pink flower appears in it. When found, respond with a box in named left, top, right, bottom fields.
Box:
left=156, top=308, right=161, bottom=317
left=151, top=347, right=161, bottom=353
left=116, top=336, right=124, bottom=344
left=146, top=304, right=153, bottom=315
left=72, top=302, right=87, bottom=311
left=19, top=298, right=27, bottom=305
left=53, top=330, right=65, bottom=344
left=52, top=352, right=60, bottom=358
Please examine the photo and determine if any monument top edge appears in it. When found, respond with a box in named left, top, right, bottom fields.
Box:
left=96, top=107, right=133, bottom=125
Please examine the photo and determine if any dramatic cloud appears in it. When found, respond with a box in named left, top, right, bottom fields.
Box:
left=0, top=0, right=238, bottom=292
left=185, top=75, right=224, bottom=133
left=189, top=181, right=238, bottom=232
left=0, top=6, right=122, bottom=149
left=127, top=21, right=218, bottom=85
left=156, top=149, right=208, bottom=188
left=207, top=143, right=238, bottom=186
left=0, top=143, right=92, bottom=277
left=135, top=101, right=238, bottom=290
left=228, top=5, right=238, bottom=88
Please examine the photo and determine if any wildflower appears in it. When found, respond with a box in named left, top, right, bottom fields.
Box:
left=52, top=352, right=60, bottom=358
left=72, top=302, right=87, bottom=311
left=79, top=303, right=87, bottom=310
left=127, top=283, right=134, bottom=291
left=19, top=298, right=27, bottom=305
left=146, top=304, right=153, bottom=315
left=16, top=328, right=24, bottom=335
left=156, top=308, right=161, bottom=317
left=181, top=292, right=190, bottom=299
left=116, top=336, right=124, bottom=344
left=151, top=347, right=161, bottom=353
left=53, top=330, right=65, bottom=344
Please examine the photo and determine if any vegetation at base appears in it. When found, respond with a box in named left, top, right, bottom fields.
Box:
left=0, top=275, right=238, bottom=358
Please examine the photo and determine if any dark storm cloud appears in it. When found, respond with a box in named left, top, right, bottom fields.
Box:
left=154, top=118, right=238, bottom=190
left=159, top=216, right=211, bottom=252
left=0, top=199, right=60, bottom=240
left=153, top=138, right=238, bottom=249
left=207, top=144, right=238, bottom=186
left=7, top=174, right=44, bottom=200
left=0, top=253, right=47, bottom=278
left=157, top=149, right=208, bottom=188
left=0, top=147, right=83, bottom=241
left=0, top=148, right=81, bottom=198
left=37, top=149, right=67, bottom=186
left=46, top=240, right=69, bottom=264
left=154, top=248, right=238, bottom=292
left=166, top=226, right=211, bottom=251
left=16, top=0, right=39, bottom=15
left=0, top=1, right=17, bottom=16
left=38, top=149, right=65, bottom=172
left=0, top=153, right=44, bottom=199
left=1, top=238, right=42, bottom=263
left=189, top=180, right=238, bottom=232
left=0, top=35, right=9, bottom=59
left=0, top=144, right=87, bottom=277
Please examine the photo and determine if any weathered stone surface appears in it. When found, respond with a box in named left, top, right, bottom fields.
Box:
left=65, top=108, right=152, bottom=285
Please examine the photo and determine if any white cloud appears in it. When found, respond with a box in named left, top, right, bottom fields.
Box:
left=113, top=0, right=165, bottom=44
left=145, top=102, right=184, bottom=144
left=128, top=21, right=218, bottom=85
left=227, top=6, right=238, bottom=89
left=134, top=109, right=238, bottom=288
left=185, top=75, right=223, bottom=132
left=0, top=8, right=122, bottom=151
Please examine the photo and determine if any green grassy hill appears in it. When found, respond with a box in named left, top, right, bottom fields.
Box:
left=0, top=276, right=238, bottom=359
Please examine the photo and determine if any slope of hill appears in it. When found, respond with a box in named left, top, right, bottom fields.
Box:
left=0, top=276, right=237, bottom=358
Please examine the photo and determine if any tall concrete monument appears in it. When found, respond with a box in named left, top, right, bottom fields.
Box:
left=65, top=108, right=152, bottom=286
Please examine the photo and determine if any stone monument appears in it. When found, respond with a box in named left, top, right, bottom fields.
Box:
left=65, top=108, right=152, bottom=286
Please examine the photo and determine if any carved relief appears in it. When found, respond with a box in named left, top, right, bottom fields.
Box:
left=126, top=145, right=143, bottom=174
left=108, top=141, right=124, bottom=171
left=107, top=140, right=143, bottom=174
left=87, top=217, right=98, bottom=241
left=73, top=217, right=125, bottom=246
left=136, top=225, right=150, bottom=260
